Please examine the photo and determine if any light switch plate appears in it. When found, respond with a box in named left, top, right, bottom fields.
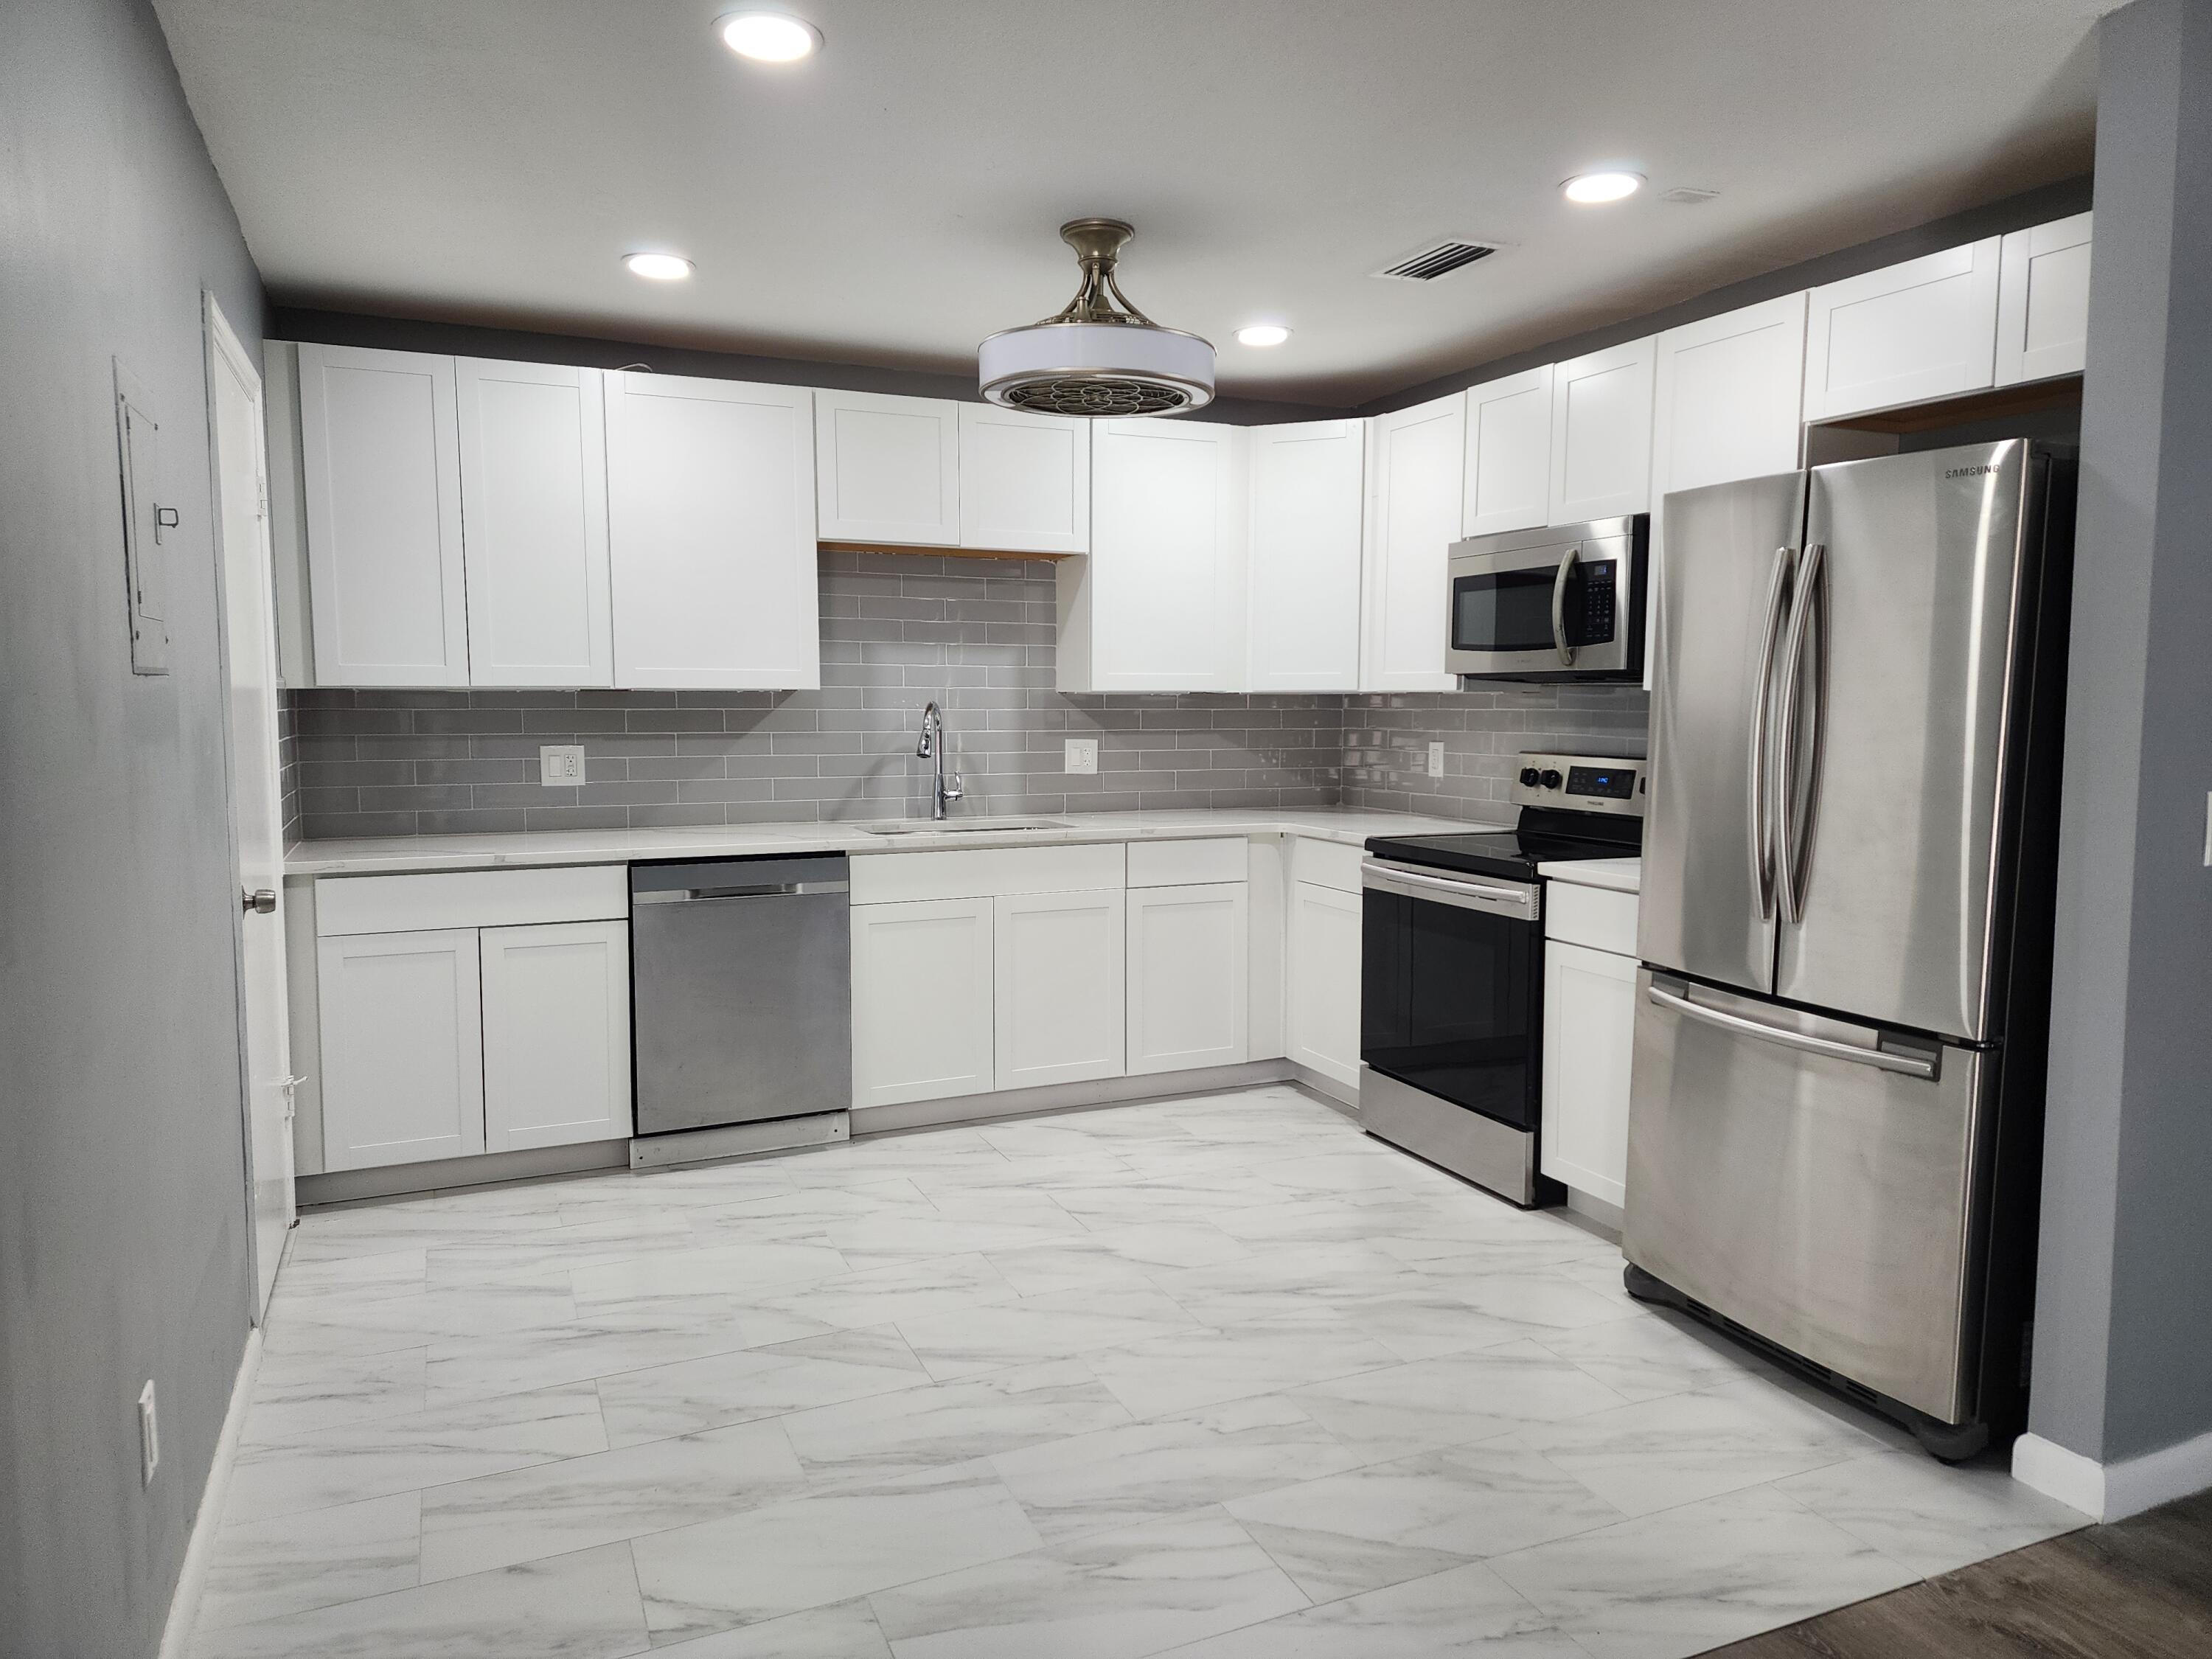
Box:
left=1065, top=738, right=1099, bottom=775
left=1427, top=741, right=1445, bottom=779
left=540, top=745, right=585, bottom=786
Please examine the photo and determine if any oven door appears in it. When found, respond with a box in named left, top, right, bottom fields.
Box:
left=1445, top=519, right=1644, bottom=681
left=1360, top=860, right=1543, bottom=1130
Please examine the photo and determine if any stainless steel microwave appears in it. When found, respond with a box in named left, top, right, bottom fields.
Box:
left=1444, top=515, right=1648, bottom=682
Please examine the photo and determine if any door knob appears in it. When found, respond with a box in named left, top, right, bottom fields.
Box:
left=242, top=888, right=277, bottom=915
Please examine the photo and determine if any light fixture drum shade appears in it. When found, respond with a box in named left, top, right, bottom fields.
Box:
left=978, top=321, right=1215, bottom=417
left=978, top=219, right=1215, bottom=417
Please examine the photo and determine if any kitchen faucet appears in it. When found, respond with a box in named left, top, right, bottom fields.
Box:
left=916, top=700, right=964, bottom=821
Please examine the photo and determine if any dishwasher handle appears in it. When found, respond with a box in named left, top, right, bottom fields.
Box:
left=634, top=880, right=849, bottom=905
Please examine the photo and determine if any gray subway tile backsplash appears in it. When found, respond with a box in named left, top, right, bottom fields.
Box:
left=281, top=552, right=1649, bottom=841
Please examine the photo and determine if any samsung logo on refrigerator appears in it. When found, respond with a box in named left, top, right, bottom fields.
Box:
left=1947, top=465, right=2001, bottom=478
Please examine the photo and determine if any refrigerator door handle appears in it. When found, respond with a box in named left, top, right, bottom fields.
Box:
left=1748, top=546, right=1795, bottom=921
left=1645, top=981, right=1939, bottom=1080
left=1774, top=541, right=1828, bottom=925
left=1551, top=543, right=1581, bottom=666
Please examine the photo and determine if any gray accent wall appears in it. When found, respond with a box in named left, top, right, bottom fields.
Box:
left=2029, top=0, right=2212, bottom=1475
left=0, top=0, right=265, bottom=1653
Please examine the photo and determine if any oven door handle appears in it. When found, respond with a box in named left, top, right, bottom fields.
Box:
left=1551, top=543, right=1582, bottom=667
left=1361, top=860, right=1540, bottom=920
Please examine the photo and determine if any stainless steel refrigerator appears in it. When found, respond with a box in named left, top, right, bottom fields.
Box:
left=1626, top=439, right=2074, bottom=1459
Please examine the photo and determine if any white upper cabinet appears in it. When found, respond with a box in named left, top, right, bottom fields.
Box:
left=1651, top=294, right=1808, bottom=504
left=298, top=343, right=469, bottom=686
left=1995, top=211, right=2093, bottom=387
left=605, top=372, right=819, bottom=689
left=1363, top=393, right=1465, bottom=692
left=455, top=358, right=613, bottom=688
left=814, top=389, right=960, bottom=546
left=1548, top=337, right=1656, bottom=525
left=1462, top=366, right=1554, bottom=537
left=1804, top=237, right=2003, bottom=420
left=1062, top=417, right=1245, bottom=692
left=1246, top=419, right=1365, bottom=692
left=959, top=404, right=1091, bottom=554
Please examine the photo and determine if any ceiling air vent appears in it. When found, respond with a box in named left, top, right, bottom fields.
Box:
left=1372, top=239, right=1501, bottom=282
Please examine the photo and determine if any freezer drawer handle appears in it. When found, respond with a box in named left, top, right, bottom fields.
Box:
left=635, top=881, right=850, bottom=905
left=1551, top=543, right=1582, bottom=666
left=1645, top=981, right=1938, bottom=1080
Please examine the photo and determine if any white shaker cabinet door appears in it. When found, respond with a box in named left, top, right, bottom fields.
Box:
left=456, top=358, right=613, bottom=687
left=1462, top=366, right=1554, bottom=537
left=297, top=344, right=469, bottom=686
left=1246, top=420, right=1364, bottom=692
left=959, top=403, right=1090, bottom=554
left=1539, top=939, right=1638, bottom=1208
left=1994, top=212, right=2093, bottom=387
left=1363, top=393, right=1465, bottom=692
left=1127, top=881, right=1250, bottom=1074
left=1804, top=237, right=2002, bottom=419
left=316, top=928, right=484, bottom=1171
left=479, top=920, right=632, bottom=1152
left=1548, top=337, right=1656, bottom=525
left=850, top=897, right=996, bottom=1108
left=605, top=372, right=818, bottom=689
left=1287, top=880, right=1363, bottom=1089
left=995, top=888, right=1127, bottom=1089
left=1065, top=418, right=1245, bottom=692
left=815, top=389, right=960, bottom=546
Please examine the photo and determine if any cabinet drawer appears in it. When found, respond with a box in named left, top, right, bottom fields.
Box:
left=1545, top=880, right=1638, bottom=956
left=1127, top=838, right=1248, bottom=888
left=849, top=841, right=1126, bottom=904
left=1289, top=837, right=1364, bottom=894
left=316, top=865, right=627, bottom=936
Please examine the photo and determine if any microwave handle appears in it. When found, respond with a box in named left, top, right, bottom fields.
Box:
left=1551, top=544, right=1581, bottom=666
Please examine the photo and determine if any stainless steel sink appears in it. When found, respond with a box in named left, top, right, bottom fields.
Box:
left=860, top=817, right=1071, bottom=836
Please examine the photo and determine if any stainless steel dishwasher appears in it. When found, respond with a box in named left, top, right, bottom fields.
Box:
left=630, top=855, right=851, bottom=1144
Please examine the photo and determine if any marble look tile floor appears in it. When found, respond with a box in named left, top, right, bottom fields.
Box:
left=189, top=1086, right=2088, bottom=1659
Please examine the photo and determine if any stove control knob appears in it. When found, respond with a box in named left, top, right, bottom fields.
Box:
left=1518, top=767, right=1543, bottom=787
left=1540, top=768, right=1563, bottom=789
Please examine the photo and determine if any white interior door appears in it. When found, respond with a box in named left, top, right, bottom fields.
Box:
left=206, top=295, right=294, bottom=1321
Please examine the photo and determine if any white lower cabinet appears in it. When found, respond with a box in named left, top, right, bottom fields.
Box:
left=1540, top=937, right=1638, bottom=1208
left=1127, top=881, right=1249, bottom=1074
left=317, top=928, right=485, bottom=1171
left=996, top=889, right=1127, bottom=1089
left=479, top=920, right=631, bottom=1152
left=1287, top=880, right=1363, bottom=1088
left=849, top=896, right=996, bottom=1108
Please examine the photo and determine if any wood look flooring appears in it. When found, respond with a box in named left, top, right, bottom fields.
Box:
left=1711, top=1484, right=2212, bottom=1659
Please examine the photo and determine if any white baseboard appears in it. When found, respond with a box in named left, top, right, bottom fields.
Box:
left=850, top=1060, right=1293, bottom=1136
left=2013, top=1425, right=2212, bottom=1521
left=157, top=1325, right=262, bottom=1659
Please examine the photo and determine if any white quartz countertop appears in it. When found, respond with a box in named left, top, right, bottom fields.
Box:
left=1537, top=855, right=1642, bottom=894
left=285, top=807, right=1496, bottom=877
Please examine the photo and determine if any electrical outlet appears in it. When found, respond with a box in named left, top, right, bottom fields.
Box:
left=1427, top=741, right=1445, bottom=779
left=1065, top=738, right=1099, bottom=775
left=539, top=745, right=585, bottom=786
left=137, top=1380, right=159, bottom=1486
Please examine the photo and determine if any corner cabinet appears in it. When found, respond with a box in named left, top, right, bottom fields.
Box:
left=1363, top=394, right=1464, bottom=692
left=1060, top=418, right=1245, bottom=692
left=296, top=344, right=470, bottom=686
left=1246, top=420, right=1365, bottom=692
left=1995, top=211, right=2093, bottom=387
left=1804, top=237, right=2003, bottom=420
left=814, top=389, right=961, bottom=546
left=605, top=372, right=820, bottom=689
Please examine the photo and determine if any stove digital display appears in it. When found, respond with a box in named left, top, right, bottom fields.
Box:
left=1565, top=765, right=1637, bottom=799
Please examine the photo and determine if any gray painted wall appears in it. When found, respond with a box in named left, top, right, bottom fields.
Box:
left=2030, top=0, right=2212, bottom=1470
left=0, top=1, right=265, bottom=1652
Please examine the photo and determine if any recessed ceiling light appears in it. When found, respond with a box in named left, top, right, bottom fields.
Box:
left=1235, top=324, right=1291, bottom=348
left=717, top=10, right=822, bottom=63
left=1562, top=171, right=1644, bottom=205
left=624, top=252, right=694, bottom=281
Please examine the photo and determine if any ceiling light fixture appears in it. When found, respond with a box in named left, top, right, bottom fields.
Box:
left=716, top=10, right=822, bottom=63
left=624, top=252, right=694, bottom=281
left=1561, top=171, right=1644, bottom=205
left=1234, top=324, right=1291, bottom=348
left=978, top=219, right=1214, bottom=417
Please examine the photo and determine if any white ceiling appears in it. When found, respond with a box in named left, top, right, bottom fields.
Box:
left=153, top=0, right=2108, bottom=408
